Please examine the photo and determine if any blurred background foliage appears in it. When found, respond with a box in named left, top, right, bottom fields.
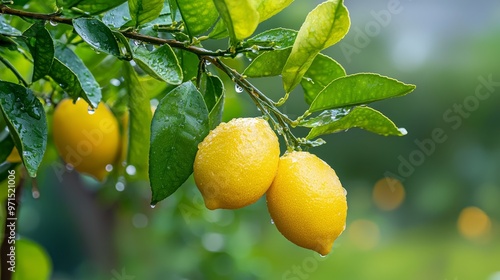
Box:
left=1, top=0, right=500, bottom=279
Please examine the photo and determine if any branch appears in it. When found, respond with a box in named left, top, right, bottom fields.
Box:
left=0, top=4, right=312, bottom=150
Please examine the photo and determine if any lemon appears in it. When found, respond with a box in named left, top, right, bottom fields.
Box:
left=194, top=118, right=280, bottom=210
left=266, top=151, right=347, bottom=255
left=52, top=98, right=121, bottom=181
left=6, top=147, right=22, bottom=163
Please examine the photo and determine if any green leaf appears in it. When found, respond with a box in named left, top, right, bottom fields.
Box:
left=124, top=63, right=151, bottom=181
left=201, top=74, right=225, bottom=129
left=49, top=44, right=102, bottom=108
left=102, top=2, right=131, bottom=28
left=244, top=28, right=297, bottom=49
left=301, top=53, right=346, bottom=104
left=133, top=45, right=183, bottom=85
left=23, top=22, right=54, bottom=82
left=282, top=0, right=350, bottom=93
left=0, top=17, right=21, bottom=36
left=309, top=73, right=416, bottom=113
left=213, top=0, right=259, bottom=42
left=253, top=0, right=294, bottom=22
left=306, top=106, right=406, bottom=139
left=208, top=19, right=229, bottom=40
left=0, top=128, right=15, bottom=163
left=167, top=0, right=183, bottom=23
left=73, top=18, right=121, bottom=57
left=176, top=0, right=219, bottom=36
left=243, top=48, right=291, bottom=77
left=0, top=81, right=47, bottom=177
left=129, top=0, right=164, bottom=26
left=149, top=82, right=209, bottom=204
left=57, top=0, right=127, bottom=14
left=298, top=108, right=349, bottom=128
left=175, top=49, right=199, bottom=82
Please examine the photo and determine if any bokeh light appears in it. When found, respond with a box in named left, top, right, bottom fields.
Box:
left=372, top=177, right=405, bottom=211
left=457, top=206, right=491, bottom=241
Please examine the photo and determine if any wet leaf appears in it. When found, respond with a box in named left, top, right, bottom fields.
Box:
left=282, top=0, right=350, bottom=93
left=301, top=53, right=346, bottom=104
left=149, top=82, right=209, bottom=204
left=133, top=45, right=183, bottom=85
left=73, top=18, right=121, bottom=57
left=306, top=106, right=406, bottom=139
left=129, top=0, right=163, bottom=26
left=176, top=0, right=219, bottom=36
left=201, top=74, right=225, bottom=129
left=244, top=28, right=297, bottom=49
left=309, top=73, right=416, bottom=113
left=23, top=21, right=54, bottom=82
left=102, top=2, right=131, bottom=28
left=49, top=44, right=102, bottom=108
left=124, top=63, right=151, bottom=181
left=57, top=0, right=127, bottom=14
left=0, top=17, right=22, bottom=36
left=213, top=0, right=259, bottom=42
left=243, top=48, right=291, bottom=77
left=253, top=0, right=294, bottom=22
left=0, top=82, right=47, bottom=177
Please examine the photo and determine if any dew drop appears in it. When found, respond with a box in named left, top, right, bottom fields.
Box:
left=49, top=20, right=58, bottom=26
left=23, top=4, right=30, bottom=9
left=150, top=204, right=156, bottom=209
left=87, top=106, right=96, bottom=115
left=343, top=188, right=347, bottom=196
left=234, top=85, right=243, bottom=93
left=126, top=165, right=136, bottom=176
left=319, top=254, right=327, bottom=258
left=115, top=182, right=125, bottom=192
left=65, top=164, right=74, bottom=171
left=32, top=190, right=40, bottom=199
left=105, top=164, right=113, bottom=172
left=205, top=61, right=212, bottom=66
left=398, top=127, right=408, bottom=136
left=110, top=78, right=121, bottom=87
left=270, top=219, right=275, bottom=225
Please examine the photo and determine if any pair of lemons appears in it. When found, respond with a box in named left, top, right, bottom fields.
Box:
left=194, top=118, right=347, bottom=255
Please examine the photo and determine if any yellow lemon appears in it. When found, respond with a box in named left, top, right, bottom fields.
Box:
left=194, top=118, right=280, bottom=210
left=266, top=151, right=347, bottom=255
left=52, top=98, right=120, bottom=181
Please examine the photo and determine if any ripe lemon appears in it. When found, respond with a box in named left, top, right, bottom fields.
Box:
left=266, top=151, right=347, bottom=255
left=194, top=118, right=280, bottom=210
left=6, top=147, right=22, bottom=163
left=52, top=98, right=120, bottom=181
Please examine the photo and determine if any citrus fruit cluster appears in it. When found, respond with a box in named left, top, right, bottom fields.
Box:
left=193, top=118, right=348, bottom=255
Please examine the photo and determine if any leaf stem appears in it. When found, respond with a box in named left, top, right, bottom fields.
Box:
left=0, top=55, right=29, bottom=87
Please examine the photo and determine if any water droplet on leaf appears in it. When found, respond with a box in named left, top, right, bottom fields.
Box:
left=49, top=20, right=58, bottom=26
left=87, top=106, right=95, bottom=115
left=234, top=85, right=243, bottom=93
